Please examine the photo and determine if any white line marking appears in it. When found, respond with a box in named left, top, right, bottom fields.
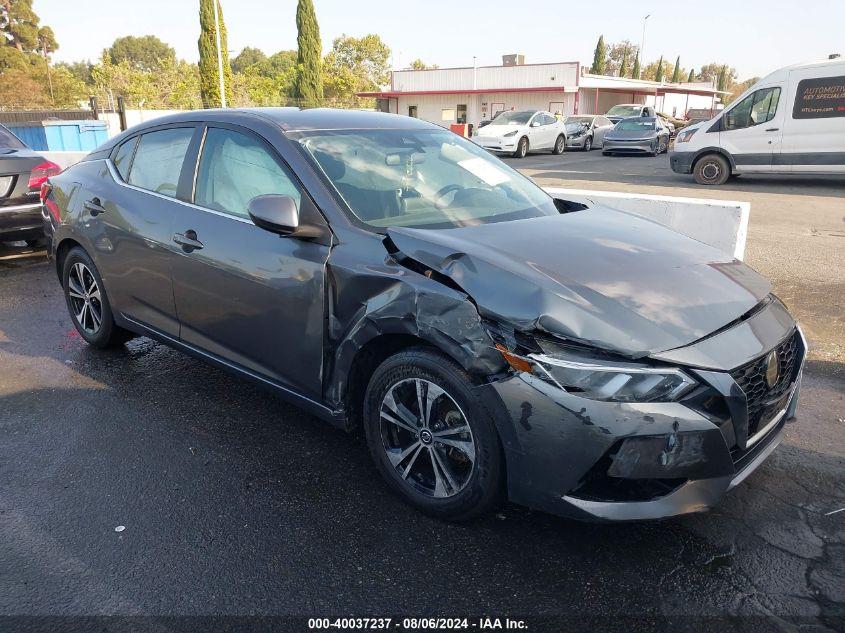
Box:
left=825, top=507, right=845, bottom=516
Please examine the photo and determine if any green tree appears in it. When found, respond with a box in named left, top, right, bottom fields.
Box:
left=618, top=50, right=629, bottom=78
left=671, top=56, right=681, bottom=83
left=0, top=0, right=44, bottom=52
left=293, top=0, right=323, bottom=107
left=696, top=62, right=737, bottom=88
left=232, top=46, right=266, bottom=74
left=643, top=57, right=674, bottom=82
left=605, top=40, right=637, bottom=77
left=591, top=35, right=606, bottom=74
left=410, top=58, right=438, bottom=70
left=198, top=0, right=233, bottom=108
left=106, top=35, right=175, bottom=72
left=632, top=55, right=641, bottom=79
left=56, top=60, right=93, bottom=84
left=687, top=68, right=695, bottom=82
left=723, top=76, right=759, bottom=105
left=654, top=55, right=665, bottom=82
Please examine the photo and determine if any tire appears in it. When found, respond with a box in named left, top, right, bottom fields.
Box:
left=513, top=137, right=529, bottom=159
left=649, top=140, right=659, bottom=157
left=363, top=347, right=503, bottom=521
left=552, top=134, right=566, bottom=155
left=583, top=135, right=593, bottom=152
left=693, top=153, right=731, bottom=185
left=62, top=247, right=133, bottom=348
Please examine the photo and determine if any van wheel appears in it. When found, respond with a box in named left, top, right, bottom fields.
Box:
left=363, top=347, right=503, bottom=521
left=513, top=137, right=529, bottom=158
left=694, top=153, right=730, bottom=185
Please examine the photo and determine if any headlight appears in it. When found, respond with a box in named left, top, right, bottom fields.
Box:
left=675, top=128, right=698, bottom=143
left=496, top=340, right=696, bottom=403
left=503, top=130, right=518, bottom=137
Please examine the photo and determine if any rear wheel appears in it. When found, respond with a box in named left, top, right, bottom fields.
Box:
left=513, top=137, right=529, bottom=159
left=552, top=134, right=566, bottom=155
left=363, top=348, right=503, bottom=521
left=62, top=247, right=133, bottom=348
left=693, top=153, right=731, bottom=185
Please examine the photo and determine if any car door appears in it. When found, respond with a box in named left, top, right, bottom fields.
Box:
left=82, top=125, right=196, bottom=337
left=718, top=86, right=784, bottom=172
left=168, top=124, right=332, bottom=400
left=532, top=113, right=556, bottom=149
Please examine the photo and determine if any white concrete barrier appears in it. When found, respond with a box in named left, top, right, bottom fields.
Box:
left=43, top=151, right=88, bottom=171
left=545, top=187, right=750, bottom=260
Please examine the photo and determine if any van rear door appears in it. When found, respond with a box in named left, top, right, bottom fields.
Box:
left=719, top=85, right=785, bottom=172
left=782, top=67, right=845, bottom=173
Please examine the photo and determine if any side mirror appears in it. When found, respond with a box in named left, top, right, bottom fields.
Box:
left=248, top=194, right=299, bottom=235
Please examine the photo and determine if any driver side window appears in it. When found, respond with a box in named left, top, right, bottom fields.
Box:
left=724, top=87, right=781, bottom=131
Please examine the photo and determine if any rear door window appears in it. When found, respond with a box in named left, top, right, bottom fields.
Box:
left=128, top=127, right=194, bottom=198
left=194, top=127, right=301, bottom=219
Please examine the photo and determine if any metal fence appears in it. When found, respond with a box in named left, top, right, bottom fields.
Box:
left=0, top=109, right=97, bottom=125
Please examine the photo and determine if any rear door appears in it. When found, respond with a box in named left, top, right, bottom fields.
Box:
left=718, top=86, right=785, bottom=172
left=782, top=68, right=845, bottom=173
left=168, top=124, right=332, bottom=400
left=83, top=125, right=197, bottom=336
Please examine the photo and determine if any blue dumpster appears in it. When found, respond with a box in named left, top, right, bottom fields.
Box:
left=5, top=120, right=108, bottom=151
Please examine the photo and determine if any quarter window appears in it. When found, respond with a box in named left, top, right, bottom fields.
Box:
left=128, top=127, right=194, bottom=197
left=194, top=127, right=301, bottom=219
left=724, top=88, right=781, bottom=130
left=112, top=137, right=138, bottom=181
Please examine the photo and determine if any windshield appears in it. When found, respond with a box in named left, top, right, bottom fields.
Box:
left=490, top=111, right=533, bottom=126
left=0, top=125, right=26, bottom=150
left=615, top=118, right=656, bottom=131
left=564, top=116, right=592, bottom=129
left=299, top=129, right=559, bottom=230
left=606, top=105, right=643, bottom=117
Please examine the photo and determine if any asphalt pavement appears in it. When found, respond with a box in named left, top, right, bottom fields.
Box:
left=1, top=152, right=844, bottom=631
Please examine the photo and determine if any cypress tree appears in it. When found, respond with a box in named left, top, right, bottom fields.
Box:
left=717, top=65, right=728, bottom=92
left=591, top=35, right=606, bottom=74
left=198, top=0, right=233, bottom=108
left=687, top=68, right=695, bottom=83
left=293, top=0, right=323, bottom=107
left=655, top=55, right=665, bottom=82
left=671, top=56, right=681, bottom=83
left=632, top=55, right=641, bottom=80
left=619, top=51, right=629, bottom=78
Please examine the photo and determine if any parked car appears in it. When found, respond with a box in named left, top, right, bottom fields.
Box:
left=44, top=108, right=806, bottom=523
left=605, top=103, right=656, bottom=124
left=563, top=115, right=615, bottom=151
left=602, top=117, right=671, bottom=156
left=0, top=123, right=61, bottom=245
left=473, top=109, right=567, bottom=158
left=672, top=57, right=845, bottom=185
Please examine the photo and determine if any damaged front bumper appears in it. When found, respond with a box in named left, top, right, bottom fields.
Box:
left=475, top=321, right=806, bottom=523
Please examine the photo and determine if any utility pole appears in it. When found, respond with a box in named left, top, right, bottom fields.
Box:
left=43, top=44, right=54, bottom=105
left=212, top=0, right=227, bottom=108
left=640, top=14, right=651, bottom=77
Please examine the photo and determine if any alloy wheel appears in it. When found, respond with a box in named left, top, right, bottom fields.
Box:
left=584, top=136, right=592, bottom=151
left=555, top=136, right=565, bottom=153
left=379, top=378, right=476, bottom=498
left=67, top=262, right=103, bottom=335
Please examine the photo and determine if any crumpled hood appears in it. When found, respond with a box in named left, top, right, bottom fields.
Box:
left=387, top=207, right=771, bottom=357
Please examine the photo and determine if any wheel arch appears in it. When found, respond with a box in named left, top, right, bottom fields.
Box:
left=692, top=147, right=736, bottom=172
left=55, top=237, right=84, bottom=281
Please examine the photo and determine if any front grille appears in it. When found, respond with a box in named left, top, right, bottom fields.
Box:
left=730, top=330, right=799, bottom=437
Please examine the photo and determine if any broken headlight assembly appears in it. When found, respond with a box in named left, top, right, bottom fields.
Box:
left=495, top=337, right=697, bottom=403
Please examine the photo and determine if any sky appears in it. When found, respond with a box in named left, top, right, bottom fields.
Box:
left=36, top=0, right=842, bottom=80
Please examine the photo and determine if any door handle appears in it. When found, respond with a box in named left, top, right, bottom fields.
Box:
left=765, top=127, right=780, bottom=132
left=83, top=198, right=105, bottom=216
left=173, top=230, right=204, bottom=251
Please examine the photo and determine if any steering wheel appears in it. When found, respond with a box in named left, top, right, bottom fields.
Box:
left=433, top=184, right=462, bottom=209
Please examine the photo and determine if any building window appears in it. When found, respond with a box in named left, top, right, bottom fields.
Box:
left=457, top=104, right=467, bottom=124
left=441, top=108, right=455, bottom=121
left=408, top=105, right=418, bottom=118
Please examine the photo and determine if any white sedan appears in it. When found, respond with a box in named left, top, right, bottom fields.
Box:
left=473, top=110, right=567, bottom=158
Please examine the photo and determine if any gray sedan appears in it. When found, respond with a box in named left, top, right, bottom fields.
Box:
left=563, top=115, right=615, bottom=151
left=602, top=117, right=671, bottom=156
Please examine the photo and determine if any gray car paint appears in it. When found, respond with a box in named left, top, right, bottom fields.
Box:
left=43, top=108, right=805, bottom=522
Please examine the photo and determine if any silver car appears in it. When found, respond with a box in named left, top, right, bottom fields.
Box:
left=602, top=117, right=671, bottom=156
left=563, top=115, right=615, bottom=151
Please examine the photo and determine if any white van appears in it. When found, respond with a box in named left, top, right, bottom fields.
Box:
left=671, top=58, right=845, bottom=184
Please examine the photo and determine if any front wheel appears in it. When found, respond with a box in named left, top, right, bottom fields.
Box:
left=693, top=153, right=731, bottom=185
left=552, top=134, right=566, bottom=155
left=513, top=137, right=529, bottom=159
left=583, top=135, right=593, bottom=152
left=363, top=348, right=503, bottom=521
left=62, top=247, right=133, bottom=348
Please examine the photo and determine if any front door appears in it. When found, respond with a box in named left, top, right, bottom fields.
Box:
left=169, top=125, right=331, bottom=399
left=719, top=86, right=784, bottom=172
